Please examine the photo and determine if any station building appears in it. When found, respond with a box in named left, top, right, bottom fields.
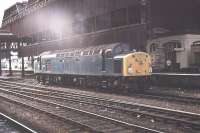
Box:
left=147, top=0, right=200, bottom=72
left=147, top=34, right=200, bottom=72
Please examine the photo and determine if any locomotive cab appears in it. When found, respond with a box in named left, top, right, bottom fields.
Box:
left=113, top=52, right=152, bottom=90
left=114, top=52, right=152, bottom=77
left=123, top=52, right=152, bottom=76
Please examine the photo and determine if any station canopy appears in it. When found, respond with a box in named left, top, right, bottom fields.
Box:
left=0, top=30, right=32, bottom=59
left=0, top=30, right=18, bottom=42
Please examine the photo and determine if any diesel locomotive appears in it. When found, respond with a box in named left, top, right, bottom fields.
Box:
left=34, top=43, right=152, bottom=91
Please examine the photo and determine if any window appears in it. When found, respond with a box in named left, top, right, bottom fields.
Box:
left=37, top=32, right=43, bottom=42
left=150, top=43, right=157, bottom=52
left=128, top=5, right=141, bottom=24
left=177, top=43, right=181, bottom=48
left=96, top=13, right=111, bottom=30
left=72, top=21, right=83, bottom=34
left=83, top=17, right=95, bottom=33
left=164, top=41, right=182, bottom=50
left=192, top=41, right=200, bottom=46
left=32, top=34, right=37, bottom=43
left=111, top=8, right=127, bottom=27
left=194, top=52, right=200, bottom=65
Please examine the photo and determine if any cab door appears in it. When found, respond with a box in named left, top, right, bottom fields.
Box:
left=104, top=49, right=114, bottom=74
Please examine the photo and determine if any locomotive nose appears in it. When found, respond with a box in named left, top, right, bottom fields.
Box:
left=124, top=52, right=151, bottom=76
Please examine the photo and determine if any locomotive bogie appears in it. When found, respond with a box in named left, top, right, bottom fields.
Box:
left=36, top=73, right=150, bottom=91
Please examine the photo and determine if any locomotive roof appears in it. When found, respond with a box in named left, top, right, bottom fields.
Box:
left=40, top=42, right=130, bottom=57
left=114, top=52, right=150, bottom=59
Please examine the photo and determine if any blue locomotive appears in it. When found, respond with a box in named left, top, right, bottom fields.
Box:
left=34, top=43, right=152, bottom=90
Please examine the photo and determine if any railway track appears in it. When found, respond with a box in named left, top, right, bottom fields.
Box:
left=5, top=78, right=200, bottom=106
left=132, top=92, right=200, bottom=105
left=0, top=112, right=36, bottom=133
left=7, top=78, right=200, bottom=105
left=0, top=80, right=200, bottom=132
left=0, top=80, right=160, bottom=133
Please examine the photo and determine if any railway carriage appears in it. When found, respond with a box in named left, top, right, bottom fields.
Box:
left=34, top=43, right=152, bottom=91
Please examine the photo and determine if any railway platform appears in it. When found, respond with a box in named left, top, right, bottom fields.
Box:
left=152, top=73, right=200, bottom=88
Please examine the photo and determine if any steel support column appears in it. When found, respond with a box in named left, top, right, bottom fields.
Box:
left=21, top=42, right=25, bottom=77
left=0, top=60, right=1, bottom=76
left=8, top=42, right=12, bottom=76
left=8, top=56, right=12, bottom=76
left=0, top=42, right=2, bottom=76
left=31, top=56, right=34, bottom=70
left=21, top=57, right=25, bottom=77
